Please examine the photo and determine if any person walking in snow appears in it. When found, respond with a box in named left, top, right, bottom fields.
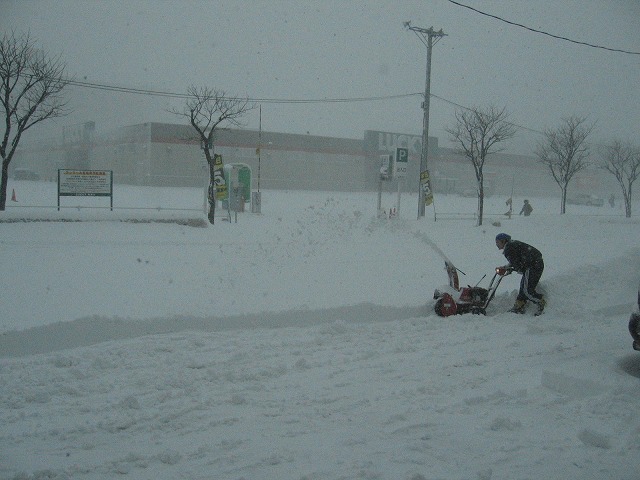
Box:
left=495, top=233, right=545, bottom=315
left=519, top=199, right=533, bottom=216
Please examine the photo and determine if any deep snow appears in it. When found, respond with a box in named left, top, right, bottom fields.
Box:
left=1, top=181, right=639, bottom=480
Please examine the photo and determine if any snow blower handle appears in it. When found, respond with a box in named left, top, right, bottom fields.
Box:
left=495, top=266, right=513, bottom=276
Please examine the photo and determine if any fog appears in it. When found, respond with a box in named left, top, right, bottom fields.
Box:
left=1, top=0, right=639, bottom=154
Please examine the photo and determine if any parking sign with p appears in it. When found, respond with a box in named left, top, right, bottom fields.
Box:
left=395, top=147, right=408, bottom=178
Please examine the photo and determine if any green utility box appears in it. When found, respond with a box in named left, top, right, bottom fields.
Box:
left=223, top=163, right=251, bottom=212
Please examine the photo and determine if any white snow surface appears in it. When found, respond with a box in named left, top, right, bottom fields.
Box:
left=1, top=182, right=639, bottom=480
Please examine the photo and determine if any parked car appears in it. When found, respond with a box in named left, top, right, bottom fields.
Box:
left=566, top=193, right=604, bottom=207
left=629, top=288, right=640, bottom=351
left=12, top=168, right=40, bottom=181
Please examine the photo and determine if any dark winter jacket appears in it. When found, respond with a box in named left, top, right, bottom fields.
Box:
left=502, top=240, right=543, bottom=274
left=520, top=202, right=533, bottom=216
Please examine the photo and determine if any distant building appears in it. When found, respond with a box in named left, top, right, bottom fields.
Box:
left=88, top=123, right=441, bottom=191
left=10, top=121, right=612, bottom=197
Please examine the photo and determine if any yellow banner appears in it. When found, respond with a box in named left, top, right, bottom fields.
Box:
left=213, top=154, right=228, bottom=200
left=420, top=170, right=434, bottom=206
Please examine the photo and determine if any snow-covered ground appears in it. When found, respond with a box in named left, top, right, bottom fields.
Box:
left=1, top=181, right=639, bottom=480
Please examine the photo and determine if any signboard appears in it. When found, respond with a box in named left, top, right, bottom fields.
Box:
left=395, top=147, right=409, bottom=178
left=379, top=154, right=393, bottom=180
left=58, top=169, right=112, bottom=196
left=58, top=169, right=113, bottom=210
left=420, top=170, right=434, bottom=206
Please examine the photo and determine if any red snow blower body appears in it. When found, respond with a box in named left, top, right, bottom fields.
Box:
left=433, top=261, right=511, bottom=316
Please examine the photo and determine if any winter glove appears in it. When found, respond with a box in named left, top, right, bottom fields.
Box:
left=496, top=266, right=513, bottom=276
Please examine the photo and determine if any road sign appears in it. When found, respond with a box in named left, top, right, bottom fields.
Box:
left=379, top=154, right=393, bottom=180
left=395, top=147, right=408, bottom=178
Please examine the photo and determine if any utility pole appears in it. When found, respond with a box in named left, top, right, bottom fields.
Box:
left=404, top=22, right=446, bottom=218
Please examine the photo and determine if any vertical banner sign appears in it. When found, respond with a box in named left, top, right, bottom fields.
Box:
left=395, top=147, right=409, bottom=178
left=421, top=170, right=434, bottom=206
left=213, top=154, right=227, bottom=200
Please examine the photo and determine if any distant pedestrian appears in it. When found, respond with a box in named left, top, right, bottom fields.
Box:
left=519, top=199, right=533, bottom=216
left=609, top=194, right=615, bottom=208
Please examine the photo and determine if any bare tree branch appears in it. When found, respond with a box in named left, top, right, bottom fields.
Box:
left=168, top=85, right=255, bottom=224
left=0, top=31, right=70, bottom=210
left=535, top=116, right=593, bottom=214
left=600, top=140, right=640, bottom=217
left=444, top=105, right=517, bottom=225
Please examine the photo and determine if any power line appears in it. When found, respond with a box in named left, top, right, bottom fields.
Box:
left=64, top=77, right=546, bottom=137
left=430, top=93, right=544, bottom=135
left=66, top=78, right=423, bottom=104
left=254, top=93, right=422, bottom=104
left=67, top=76, right=547, bottom=136
left=447, top=0, right=640, bottom=55
left=62, top=76, right=614, bottom=149
left=66, top=79, right=187, bottom=98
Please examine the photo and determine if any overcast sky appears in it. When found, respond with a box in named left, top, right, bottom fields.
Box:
left=1, top=0, right=639, bottom=154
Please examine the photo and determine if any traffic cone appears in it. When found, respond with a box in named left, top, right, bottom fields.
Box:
left=11, top=189, right=17, bottom=202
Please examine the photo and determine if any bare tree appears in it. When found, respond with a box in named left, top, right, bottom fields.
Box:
left=444, top=105, right=517, bottom=226
left=600, top=140, right=640, bottom=218
left=0, top=31, right=70, bottom=210
left=169, top=86, right=254, bottom=224
left=535, top=116, right=594, bottom=214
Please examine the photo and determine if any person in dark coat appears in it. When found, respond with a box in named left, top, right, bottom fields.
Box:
left=519, top=199, right=533, bottom=216
left=495, top=233, right=545, bottom=314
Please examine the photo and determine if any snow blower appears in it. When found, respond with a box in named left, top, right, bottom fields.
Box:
left=433, top=260, right=511, bottom=316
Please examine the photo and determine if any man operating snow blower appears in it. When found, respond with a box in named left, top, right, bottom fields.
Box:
left=495, top=233, right=546, bottom=315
